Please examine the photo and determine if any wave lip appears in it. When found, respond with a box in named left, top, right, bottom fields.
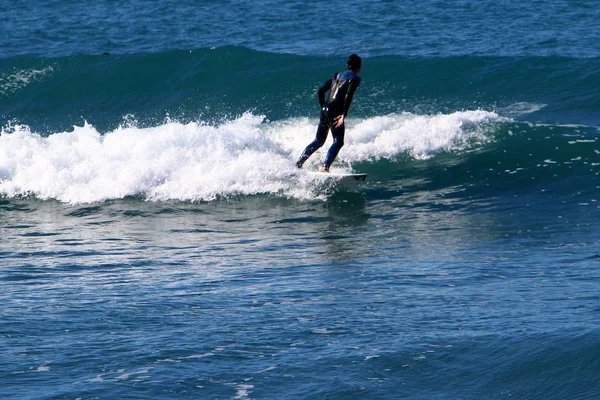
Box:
left=342, top=110, right=501, bottom=162
left=0, top=110, right=502, bottom=204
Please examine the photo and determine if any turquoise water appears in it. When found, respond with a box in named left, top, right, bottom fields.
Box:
left=2, top=1, right=600, bottom=399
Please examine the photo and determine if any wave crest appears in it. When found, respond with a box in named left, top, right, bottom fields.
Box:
left=0, top=110, right=501, bottom=203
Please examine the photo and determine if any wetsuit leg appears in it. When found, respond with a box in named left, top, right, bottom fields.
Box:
left=323, top=121, right=345, bottom=168
left=296, top=112, right=330, bottom=167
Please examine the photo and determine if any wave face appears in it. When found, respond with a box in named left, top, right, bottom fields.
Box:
left=1, top=49, right=599, bottom=204
left=2, top=49, right=600, bottom=131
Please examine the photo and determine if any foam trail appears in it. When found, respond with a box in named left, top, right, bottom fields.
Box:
left=0, top=110, right=501, bottom=203
left=0, top=66, right=55, bottom=96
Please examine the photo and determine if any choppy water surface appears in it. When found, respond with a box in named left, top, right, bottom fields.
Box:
left=2, top=0, right=600, bottom=398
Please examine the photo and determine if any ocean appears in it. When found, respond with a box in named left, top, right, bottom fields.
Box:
left=1, top=1, right=600, bottom=399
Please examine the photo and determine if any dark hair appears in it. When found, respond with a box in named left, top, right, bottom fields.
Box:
left=347, top=54, right=362, bottom=71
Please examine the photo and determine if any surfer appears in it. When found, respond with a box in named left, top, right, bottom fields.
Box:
left=296, top=54, right=362, bottom=172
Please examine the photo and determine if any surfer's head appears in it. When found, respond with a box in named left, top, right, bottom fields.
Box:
left=347, top=54, right=362, bottom=73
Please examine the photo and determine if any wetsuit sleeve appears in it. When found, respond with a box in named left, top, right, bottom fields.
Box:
left=317, top=75, right=334, bottom=108
left=343, top=76, right=361, bottom=116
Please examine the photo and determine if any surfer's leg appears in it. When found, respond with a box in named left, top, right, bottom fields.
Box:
left=296, top=113, right=329, bottom=168
left=323, top=122, right=345, bottom=169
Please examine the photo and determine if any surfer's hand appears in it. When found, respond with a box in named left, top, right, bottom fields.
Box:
left=333, top=115, right=344, bottom=128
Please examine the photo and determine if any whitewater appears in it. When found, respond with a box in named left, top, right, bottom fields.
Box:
left=0, top=110, right=499, bottom=203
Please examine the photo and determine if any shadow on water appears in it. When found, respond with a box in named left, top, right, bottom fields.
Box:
left=307, top=190, right=370, bottom=263
left=323, top=190, right=368, bottom=227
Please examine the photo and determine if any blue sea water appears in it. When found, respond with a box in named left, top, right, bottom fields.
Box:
left=2, top=1, right=600, bottom=399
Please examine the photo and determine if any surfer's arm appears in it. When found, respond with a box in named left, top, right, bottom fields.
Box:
left=342, top=76, right=361, bottom=116
left=317, top=75, right=334, bottom=108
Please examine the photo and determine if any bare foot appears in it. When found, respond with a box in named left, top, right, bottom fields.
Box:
left=319, top=165, right=330, bottom=173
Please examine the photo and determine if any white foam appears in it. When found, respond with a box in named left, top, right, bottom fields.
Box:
left=0, top=110, right=501, bottom=203
left=501, top=102, right=547, bottom=117
left=0, top=66, right=55, bottom=96
left=338, top=110, right=499, bottom=162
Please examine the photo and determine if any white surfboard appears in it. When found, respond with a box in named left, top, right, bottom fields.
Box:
left=307, top=171, right=367, bottom=185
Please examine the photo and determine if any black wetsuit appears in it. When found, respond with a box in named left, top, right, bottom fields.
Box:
left=297, top=70, right=361, bottom=168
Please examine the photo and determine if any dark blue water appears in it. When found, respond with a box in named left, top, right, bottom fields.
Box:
left=2, top=1, right=600, bottom=399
